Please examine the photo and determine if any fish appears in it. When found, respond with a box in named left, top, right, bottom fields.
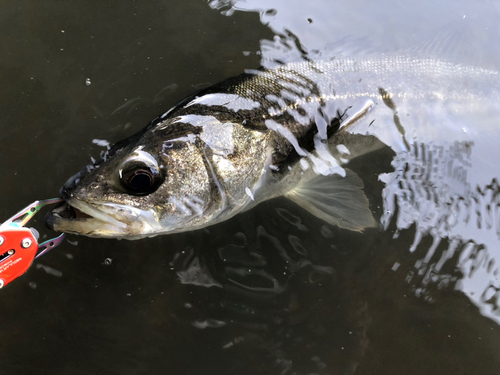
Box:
left=45, top=56, right=500, bottom=239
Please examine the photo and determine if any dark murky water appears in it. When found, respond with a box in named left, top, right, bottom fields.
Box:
left=1, top=1, right=499, bottom=374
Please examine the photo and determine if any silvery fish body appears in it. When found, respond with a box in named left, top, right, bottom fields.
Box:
left=45, top=56, right=500, bottom=239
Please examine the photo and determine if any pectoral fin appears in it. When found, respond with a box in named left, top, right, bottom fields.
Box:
left=285, top=169, right=377, bottom=231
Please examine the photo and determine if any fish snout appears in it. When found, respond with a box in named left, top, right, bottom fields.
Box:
left=62, top=166, right=89, bottom=193
left=45, top=167, right=90, bottom=230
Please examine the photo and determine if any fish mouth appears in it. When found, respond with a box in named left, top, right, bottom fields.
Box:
left=45, top=192, right=128, bottom=237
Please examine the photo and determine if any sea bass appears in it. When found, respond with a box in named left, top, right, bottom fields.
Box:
left=45, top=56, right=500, bottom=239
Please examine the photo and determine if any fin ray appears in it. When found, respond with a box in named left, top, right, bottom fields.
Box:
left=285, top=169, right=376, bottom=231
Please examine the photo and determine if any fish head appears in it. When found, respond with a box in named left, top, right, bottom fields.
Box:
left=45, top=122, right=214, bottom=239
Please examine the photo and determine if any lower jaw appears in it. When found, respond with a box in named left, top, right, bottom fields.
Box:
left=46, top=215, right=127, bottom=238
left=44, top=201, right=127, bottom=238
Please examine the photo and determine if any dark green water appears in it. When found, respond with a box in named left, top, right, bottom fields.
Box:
left=1, top=1, right=499, bottom=374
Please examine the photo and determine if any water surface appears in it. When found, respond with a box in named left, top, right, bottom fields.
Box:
left=0, top=1, right=499, bottom=374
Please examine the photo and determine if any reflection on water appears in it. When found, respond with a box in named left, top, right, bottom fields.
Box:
left=381, top=140, right=500, bottom=323
left=1, top=0, right=500, bottom=374
left=208, top=0, right=500, bottom=328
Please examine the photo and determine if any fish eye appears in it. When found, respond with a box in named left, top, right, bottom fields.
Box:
left=120, top=165, right=162, bottom=195
left=118, top=148, right=164, bottom=195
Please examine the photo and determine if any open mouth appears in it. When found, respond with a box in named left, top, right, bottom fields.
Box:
left=49, top=201, right=93, bottom=221
left=44, top=200, right=95, bottom=231
left=44, top=195, right=128, bottom=236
